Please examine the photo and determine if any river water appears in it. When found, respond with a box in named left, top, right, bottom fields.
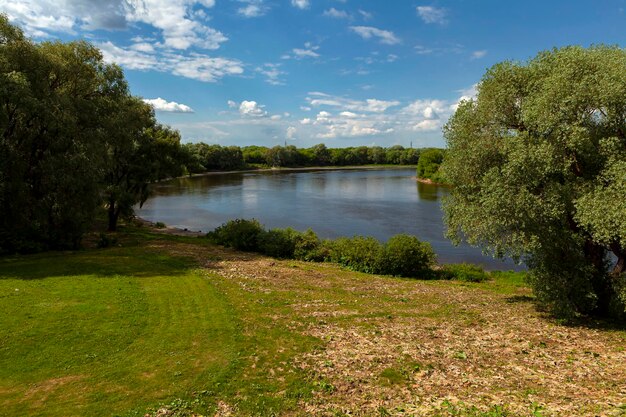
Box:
left=137, top=168, right=521, bottom=270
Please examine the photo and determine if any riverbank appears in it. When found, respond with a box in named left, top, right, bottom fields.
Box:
left=416, top=176, right=451, bottom=186
left=1, top=224, right=623, bottom=416
left=186, top=164, right=416, bottom=178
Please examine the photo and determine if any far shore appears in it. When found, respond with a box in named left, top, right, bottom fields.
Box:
left=182, top=164, right=416, bottom=178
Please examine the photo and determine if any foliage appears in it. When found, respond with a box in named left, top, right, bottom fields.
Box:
left=182, top=143, right=427, bottom=171
left=379, top=234, right=436, bottom=277
left=441, top=263, right=489, bottom=282
left=328, top=236, right=384, bottom=274
left=206, top=219, right=264, bottom=251
left=257, top=227, right=301, bottom=258
left=442, top=45, right=626, bottom=319
left=416, top=148, right=446, bottom=182
left=0, top=16, right=187, bottom=249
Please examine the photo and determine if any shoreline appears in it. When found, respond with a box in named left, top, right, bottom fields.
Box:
left=416, top=177, right=451, bottom=187
left=183, top=164, right=416, bottom=178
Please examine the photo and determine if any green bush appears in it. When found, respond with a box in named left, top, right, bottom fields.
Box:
left=379, top=234, right=436, bottom=277
left=441, top=263, right=489, bottom=282
left=206, top=219, right=264, bottom=251
left=293, top=229, right=323, bottom=261
left=328, top=236, right=383, bottom=273
left=257, top=228, right=300, bottom=258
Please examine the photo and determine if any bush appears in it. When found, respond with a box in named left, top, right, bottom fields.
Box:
left=379, top=234, right=436, bottom=277
left=328, top=236, right=383, bottom=273
left=293, top=229, right=323, bottom=261
left=206, top=219, right=263, bottom=251
left=257, top=228, right=300, bottom=258
left=441, top=263, right=489, bottom=282
left=96, top=233, right=118, bottom=249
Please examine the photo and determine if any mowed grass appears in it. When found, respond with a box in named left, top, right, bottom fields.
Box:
left=0, top=228, right=624, bottom=416
left=0, top=243, right=316, bottom=416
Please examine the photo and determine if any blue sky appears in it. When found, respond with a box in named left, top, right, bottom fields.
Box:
left=2, top=0, right=625, bottom=147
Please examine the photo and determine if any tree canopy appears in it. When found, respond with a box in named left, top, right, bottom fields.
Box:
left=443, top=45, right=626, bottom=319
left=0, top=15, right=186, bottom=250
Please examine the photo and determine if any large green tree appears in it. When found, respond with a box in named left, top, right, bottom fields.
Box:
left=0, top=15, right=125, bottom=251
left=102, top=97, right=185, bottom=231
left=443, top=46, right=626, bottom=319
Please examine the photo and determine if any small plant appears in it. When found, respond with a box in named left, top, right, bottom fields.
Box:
left=154, top=221, right=166, bottom=229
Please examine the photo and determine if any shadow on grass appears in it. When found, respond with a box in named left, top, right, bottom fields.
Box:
left=505, top=295, right=536, bottom=303
left=0, top=244, right=196, bottom=280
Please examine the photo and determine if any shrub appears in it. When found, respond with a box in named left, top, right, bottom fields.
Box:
left=206, top=219, right=263, bottom=251
left=441, top=263, right=489, bottom=282
left=154, top=221, right=166, bottom=229
left=379, top=234, right=436, bottom=277
left=329, top=236, right=383, bottom=273
left=293, top=229, right=323, bottom=261
left=257, top=228, right=300, bottom=258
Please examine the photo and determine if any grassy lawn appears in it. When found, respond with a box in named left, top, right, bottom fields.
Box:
left=0, top=227, right=624, bottom=416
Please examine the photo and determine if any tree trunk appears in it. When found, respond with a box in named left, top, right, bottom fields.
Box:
left=610, top=243, right=625, bottom=277
left=107, top=198, right=118, bottom=232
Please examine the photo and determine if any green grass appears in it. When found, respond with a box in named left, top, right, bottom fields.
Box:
left=0, top=229, right=622, bottom=417
left=0, top=244, right=316, bottom=416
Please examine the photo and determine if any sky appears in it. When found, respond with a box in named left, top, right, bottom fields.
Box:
left=1, top=0, right=625, bottom=148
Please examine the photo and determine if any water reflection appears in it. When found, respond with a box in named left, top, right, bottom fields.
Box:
left=138, top=168, right=522, bottom=270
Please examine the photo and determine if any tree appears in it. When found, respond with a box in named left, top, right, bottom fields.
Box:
left=0, top=15, right=124, bottom=251
left=102, top=97, right=185, bottom=231
left=442, top=46, right=626, bottom=319
left=416, top=148, right=445, bottom=182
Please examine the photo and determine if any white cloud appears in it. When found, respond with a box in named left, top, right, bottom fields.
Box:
left=412, top=119, right=440, bottom=131
left=358, top=9, right=373, bottom=20
left=323, top=8, right=349, bottom=19
left=1, top=0, right=228, bottom=51
left=291, top=0, right=309, bottom=9
left=143, top=97, right=194, bottom=112
left=286, top=126, right=297, bottom=139
left=237, top=0, right=268, bottom=17
left=239, top=100, right=267, bottom=117
left=284, top=42, right=320, bottom=60
left=416, top=6, right=448, bottom=25
left=124, top=0, right=226, bottom=50
left=227, top=100, right=238, bottom=108
left=349, top=26, right=400, bottom=45
left=99, top=41, right=243, bottom=82
left=471, top=50, right=487, bottom=59
left=255, top=63, right=286, bottom=85
left=307, top=92, right=400, bottom=113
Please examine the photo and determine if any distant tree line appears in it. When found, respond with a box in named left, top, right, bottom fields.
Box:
left=181, top=143, right=424, bottom=173
left=0, top=16, right=187, bottom=253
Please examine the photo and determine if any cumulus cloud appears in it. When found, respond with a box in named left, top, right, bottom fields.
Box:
left=2, top=0, right=228, bottom=51
left=99, top=41, right=243, bottom=82
left=306, top=92, right=400, bottom=113
left=416, top=6, right=448, bottom=25
left=349, top=26, right=400, bottom=45
left=286, top=126, right=297, bottom=139
left=291, top=0, right=309, bottom=9
left=239, top=100, right=267, bottom=117
left=143, top=97, right=194, bottom=112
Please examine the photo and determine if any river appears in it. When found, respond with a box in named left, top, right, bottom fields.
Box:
left=137, top=168, right=522, bottom=270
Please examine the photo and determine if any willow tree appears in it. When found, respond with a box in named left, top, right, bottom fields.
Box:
left=443, top=46, right=626, bottom=319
